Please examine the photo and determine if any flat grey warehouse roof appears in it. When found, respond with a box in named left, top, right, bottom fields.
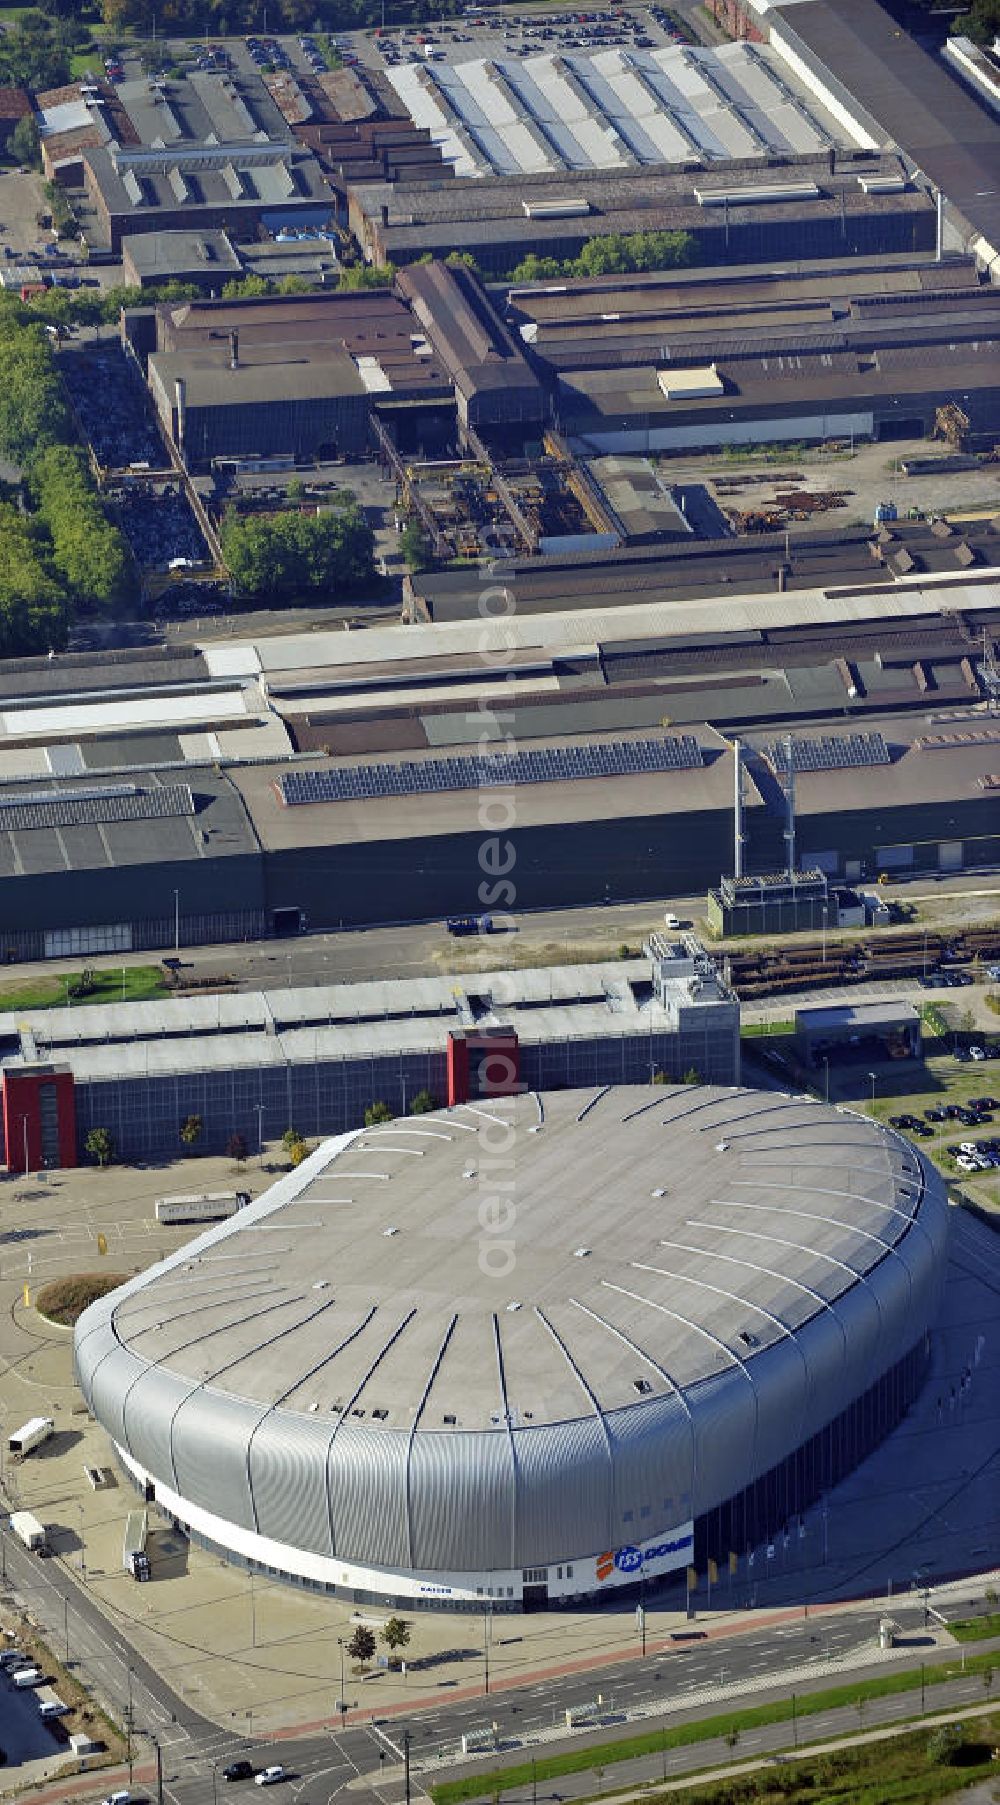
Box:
left=87, top=1085, right=927, bottom=1428
left=2, top=959, right=724, bottom=1081
left=795, top=1001, right=921, bottom=1033
left=0, top=766, right=258, bottom=880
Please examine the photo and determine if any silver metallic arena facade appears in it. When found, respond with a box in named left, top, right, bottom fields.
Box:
left=74, top=1086, right=949, bottom=1610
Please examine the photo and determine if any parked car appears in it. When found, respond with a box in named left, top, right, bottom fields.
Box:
left=255, top=1771, right=287, bottom=1789
left=224, top=1762, right=256, bottom=1782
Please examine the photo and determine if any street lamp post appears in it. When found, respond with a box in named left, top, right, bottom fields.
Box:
left=126, top=1666, right=134, bottom=1783
left=256, top=1102, right=265, bottom=1168
left=337, top=1636, right=347, bottom=1726
left=868, top=1070, right=877, bottom=1113
left=173, top=889, right=180, bottom=954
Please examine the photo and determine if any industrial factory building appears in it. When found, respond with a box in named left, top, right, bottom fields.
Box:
left=507, top=251, right=1000, bottom=455
left=74, top=1083, right=948, bottom=1607
left=0, top=568, right=999, bottom=959
left=349, top=151, right=935, bottom=274
left=126, top=289, right=456, bottom=467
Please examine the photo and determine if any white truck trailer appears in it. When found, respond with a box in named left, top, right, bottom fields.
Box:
left=9, top=1511, right=48, bottom=1553
left=155, top=1191, right=250, bottom=1224
left=7, top=1417, right=54, bottom=1458
left=123, top=1508, right=150, bottom=1580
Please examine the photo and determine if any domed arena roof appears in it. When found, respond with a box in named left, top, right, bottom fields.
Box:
left=75, top=1084, right=948, bottom=1604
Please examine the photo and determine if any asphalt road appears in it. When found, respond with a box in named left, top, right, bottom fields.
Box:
left=4, top=1517, right=996, bottom=1805
left=153, top=1632, right=1000, bottom=1805
left=5, top=872, right=999, bottom=1003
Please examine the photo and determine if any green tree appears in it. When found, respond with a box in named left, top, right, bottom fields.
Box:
left=0, top=500, right=67, bottom=658
left=221, top=275, right=273, bottom=300
left=509, top=252, right=561, bottom=282
left=347, top=1624, right=377, bottom=1665
left=9, top=114, right=41, bottom=170
left=951, top=0, right=1000, bottom=42
left=26, top=443, right=130, bottom=608
left=85, top=1126, right=115, bottom=1168
left=280, top=1126, right=308, bottom=1165
left=0, top=318, right=68, bottom=463
left=337, top=262, right=395, bottom=290
left=179, top=1113, right=203, bottom=1148
left=226, top=1132, right=248, bottom=1168
left=409, top=1089, right=438, bottom=1114
left=399, top=520, right=430, bottom=571
left=221, top=502, right=374, bottom=604
left=683, top=1067, right=701, bottom=1085
left=927, top=1723, right=964, bottom=1765
left=364, top=1100, right=393, bottom=1126
left=506, top=231, right=696, bottom=285
left=0, top=17, right=71, bottom=90
left=381, top=1616, right=411, bottom=1656
left=43, top=179, right=78, bottom=239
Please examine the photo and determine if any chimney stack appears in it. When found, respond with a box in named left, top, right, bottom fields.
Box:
left=784, top=734, right=796, bottom=880
left=733, top=738, right=744, bottom=880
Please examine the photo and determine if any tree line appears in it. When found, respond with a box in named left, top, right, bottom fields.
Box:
left=507, top=231, right=697, bottom=284
left=0, top=307, right=132, bottom=656
left=413, top=235, right=697, bottom=282
left=96, top=0, right=476, bottom=36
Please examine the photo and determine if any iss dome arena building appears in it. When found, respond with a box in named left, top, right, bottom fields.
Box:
left=74, top=1083, right=948, bottom=1610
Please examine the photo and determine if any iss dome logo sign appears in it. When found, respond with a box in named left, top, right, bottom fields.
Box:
left=596, top=1531, right=692, bottom=1583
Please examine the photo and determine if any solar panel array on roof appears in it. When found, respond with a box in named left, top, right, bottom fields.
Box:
left=763, top=732, right=891, bottom=774
left=0, top=783, right=195, bottom=833
left=280, top=737, right=703, bottom=807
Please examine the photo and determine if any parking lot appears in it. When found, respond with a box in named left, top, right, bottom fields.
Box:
left=372, top=3, right=686, bottom=74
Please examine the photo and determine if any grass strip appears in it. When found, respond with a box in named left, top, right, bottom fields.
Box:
left=429, top=1652, right=999, bottom=1804
left=644, top=1712, right=1000, bottom=1805
left=948, top=1613, right=1000, bottom=1644
left=0, top=965, right=167, bottom=1011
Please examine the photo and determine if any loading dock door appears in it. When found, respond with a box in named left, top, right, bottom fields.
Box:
left=522, top=1582, right=549, bottom=1611
left=938, top=841, right=963, bottom=872
left=272, top=907, right=304, bottom=937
